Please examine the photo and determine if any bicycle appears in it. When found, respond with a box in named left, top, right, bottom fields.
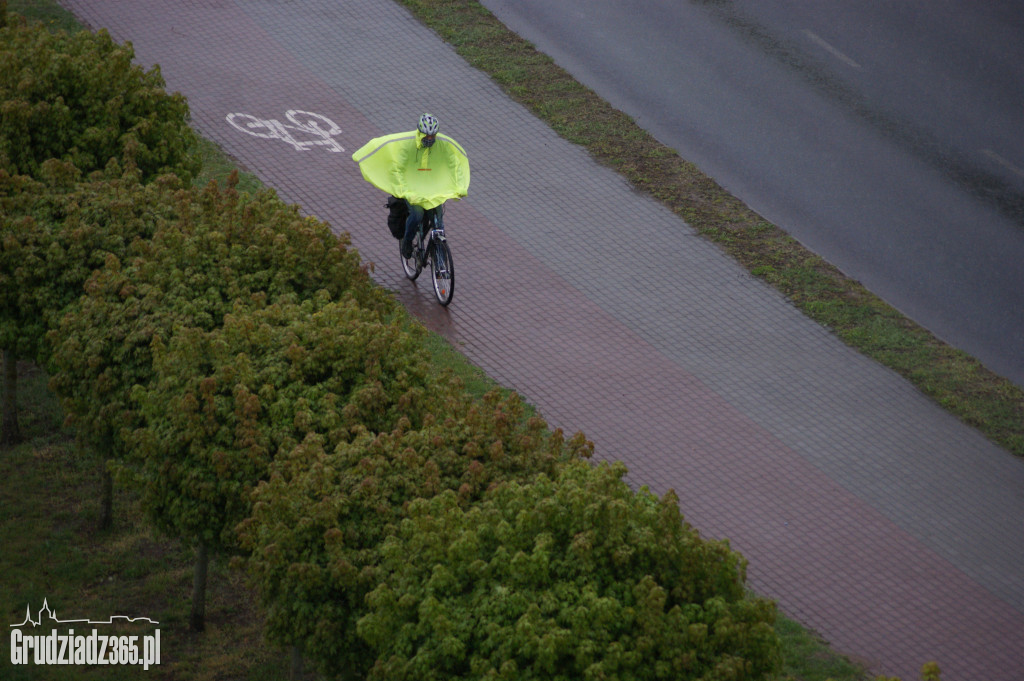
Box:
left=399, top=203, right=455, bottom=306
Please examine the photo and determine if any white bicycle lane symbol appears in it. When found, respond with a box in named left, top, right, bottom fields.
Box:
left=225, top=110, right=344, bottom=153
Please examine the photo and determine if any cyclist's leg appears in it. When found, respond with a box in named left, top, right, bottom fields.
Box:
left=401, top=202, right=424, bottom=258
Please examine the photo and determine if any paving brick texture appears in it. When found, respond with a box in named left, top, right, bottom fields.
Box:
left=57, top=1, right=1024, bottom=679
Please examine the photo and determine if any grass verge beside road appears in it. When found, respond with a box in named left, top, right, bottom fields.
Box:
left=396, top=0, right=1024, bottom=458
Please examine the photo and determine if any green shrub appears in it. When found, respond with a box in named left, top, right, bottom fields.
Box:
left=45, top=179, right=383, bottom=625
left=1, top=15, right=198, bottom=444
left=0, top=165, right=170, bottom=445
left=0, top=164, right=157, bottom=362
left=239, top=392, right=592, bottom=678
left=0, top=19, right=199, bottom=183
left=48, top=179, right=381, bottom=471
left=131, top=293, right=434, bottom=552
left=359, top=460, right=782, bottom=681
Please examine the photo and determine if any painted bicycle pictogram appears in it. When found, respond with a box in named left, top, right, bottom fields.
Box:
left=225, top=110, right=344, bottom=152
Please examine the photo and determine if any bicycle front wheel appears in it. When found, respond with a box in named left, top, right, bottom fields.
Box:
left=429, top=239, right=455, bottom=306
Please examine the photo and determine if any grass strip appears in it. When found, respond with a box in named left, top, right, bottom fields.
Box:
left=394, top=0, right=1023, bottom=458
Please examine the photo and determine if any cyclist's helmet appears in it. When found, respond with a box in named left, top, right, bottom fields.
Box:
left=418, top=113, right=440, bottom=135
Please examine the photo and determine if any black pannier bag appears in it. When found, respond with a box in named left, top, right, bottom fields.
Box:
left=386, top=196, right=408, bottom=239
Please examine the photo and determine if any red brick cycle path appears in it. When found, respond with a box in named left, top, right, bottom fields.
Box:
left=57, top=2, right=1024, bottom=679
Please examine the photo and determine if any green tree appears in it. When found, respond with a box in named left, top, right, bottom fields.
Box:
left=48, top=179, right=383, bottom=628
left=358, top=460, right=782, bottom=681
left=49, top=179, right=384, bottom=474
left=0, top=169, right=49, bottom=445
left=0, top=18, right=199, bottom=183
left=0, top=163, right=164, bottom=447
left=239, top=391, right=593, bottom=678
left=47, top=178, right=379, bottom=488
left=1, top=15, right=200, bottom=444
left=131, top=293, right=431, bottom=631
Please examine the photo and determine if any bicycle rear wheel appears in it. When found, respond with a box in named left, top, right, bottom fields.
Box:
left=429, top=239, right=455, bottom=306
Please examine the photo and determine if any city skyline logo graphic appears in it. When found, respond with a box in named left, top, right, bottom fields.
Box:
left=10, top=598, right=160, bottom=628
left=9, top=598, right=161, bottom=670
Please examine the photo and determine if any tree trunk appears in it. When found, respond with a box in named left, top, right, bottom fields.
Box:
left=98, top=463, right=113, bottom=530
left=190, top=542, right=209, bottom=632
left=290, top=646, right=305, bottom=681
left=1, top=349, right=22, bottom=447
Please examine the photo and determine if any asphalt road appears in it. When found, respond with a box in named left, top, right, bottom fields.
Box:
left=479, top=0, right=1024, bottom=388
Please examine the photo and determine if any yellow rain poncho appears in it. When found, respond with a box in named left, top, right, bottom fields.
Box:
left=351, top=130, right=470, bottom=210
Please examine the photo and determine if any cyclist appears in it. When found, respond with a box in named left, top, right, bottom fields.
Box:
left=351, top=113, right=470, bottom=257
left=400, top=113, right=443, bottom=258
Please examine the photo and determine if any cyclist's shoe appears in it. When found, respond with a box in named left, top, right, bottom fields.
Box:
left=401, top=239, right=413, bottom=259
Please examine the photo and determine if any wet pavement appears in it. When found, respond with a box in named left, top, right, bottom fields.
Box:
left=57, top=1, right=1024, bottom=679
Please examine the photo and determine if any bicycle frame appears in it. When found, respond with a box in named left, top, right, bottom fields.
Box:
left=399, top=202, right=455, bottom=305
left=414, top=206, right=445, bottom=265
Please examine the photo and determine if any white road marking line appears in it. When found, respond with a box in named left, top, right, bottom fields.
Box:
left=981, top=148, right=1024, bottom=180
left=803, top=29, right=862, bottom=69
